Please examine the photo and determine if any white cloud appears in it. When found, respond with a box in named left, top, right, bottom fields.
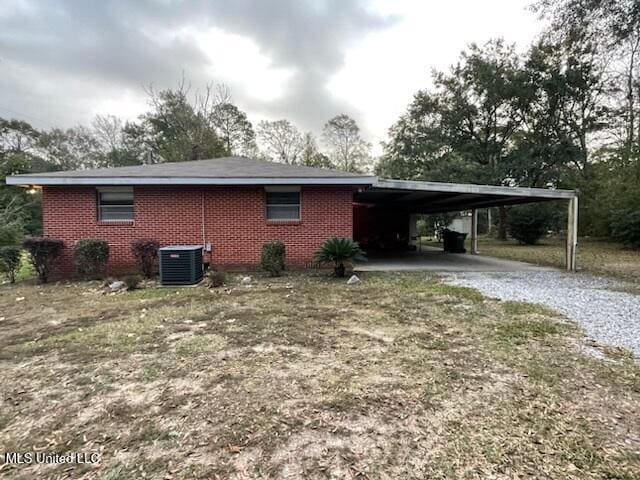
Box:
left=188, top=27, right=295, bottom=102
left=328, top=0, right=543, bottom=155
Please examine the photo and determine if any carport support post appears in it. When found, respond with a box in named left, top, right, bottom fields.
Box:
left=470, top=209, right=479, bottom=255
left=566, top=196, right=578, bottom=272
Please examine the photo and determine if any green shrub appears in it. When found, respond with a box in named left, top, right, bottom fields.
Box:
left=260, top=240, right=286, bottom=276
left=610, top=208, right=640, bottom=249
left=0, top=222, right=23, bottom=247
left=122, top=274, right=142, bottom=290
left=23, top=237, right=64, bottom=284
left=507, top=204, right=556, bottom=245
left=314, top=237, right=366, bottom=277
left=131, top=239, right=159, bottom=278
left=73, top=238, right=110, bottom=279
left=0, top=246, right=21, bottom=283
left=205, top=270, right=226, bottom=288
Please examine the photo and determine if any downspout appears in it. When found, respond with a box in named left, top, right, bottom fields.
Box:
left=201, top=190, right=206, bottom=246
left=201, top=190, right=208, bottom=267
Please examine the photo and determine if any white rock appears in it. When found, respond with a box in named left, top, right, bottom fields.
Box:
left=108, top=281, right=126, bottom=292
left=240, top=276, right=253, bottom=285
left=15, top=297, right=25, bottom=302
left=347, top=275, right=362, bottom=285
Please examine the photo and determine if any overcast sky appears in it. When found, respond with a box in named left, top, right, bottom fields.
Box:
left=0, top=0, right=544, bottom=155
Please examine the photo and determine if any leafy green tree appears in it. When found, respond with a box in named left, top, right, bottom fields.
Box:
left=124, top=85, right=228, bottom=163
left=380, top=40, right=528, bottom=237
left=211, top=103, right=256, bottom=156
left=300, top=133, right=333, bottom=169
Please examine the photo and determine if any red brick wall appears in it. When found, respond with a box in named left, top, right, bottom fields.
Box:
left=42, top=185, right=354, bottom=277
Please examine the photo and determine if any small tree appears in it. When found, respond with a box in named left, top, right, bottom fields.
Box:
left=260, top=240, right=286, bottom=277
left=22, top=237, right=64, bottom=284
left=314, top=237, right=366, bottom=277
left=415, top=218, right=428, bottom=251
left=74, top=239, right=110, bottom=279
left=507, top=204, right=556, bottom=245
left=131, top=239, right=159, bottom=278
left=0, top=246, right=21, bottom=283
left=610, top=209, right=640, bottom=249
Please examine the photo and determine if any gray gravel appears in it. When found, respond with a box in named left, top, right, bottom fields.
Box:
left=444, top=271, right=640, bottom=357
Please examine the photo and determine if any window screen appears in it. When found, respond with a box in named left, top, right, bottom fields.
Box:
left=266, top=190, right=300, bottom=220
left=98, top=188, right=134, bottom=221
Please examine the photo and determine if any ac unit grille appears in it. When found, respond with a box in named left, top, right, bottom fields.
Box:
left=159, top=246, right=203, bottom=286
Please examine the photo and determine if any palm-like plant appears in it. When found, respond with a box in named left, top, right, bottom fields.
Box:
left=314, top=237, right=366, bottom=277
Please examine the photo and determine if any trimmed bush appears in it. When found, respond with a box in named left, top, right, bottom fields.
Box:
left=122, top=274, right=142, bottom=290
left=314, top=237, right=366, bottom=277
left=506, top=204, right=556, bottom=245
left=610, top=208, right=640, bottom=249
left=23, top=237, right=64, bottom=284
left=74, top=238, right=110, bottom=279
left=260, top=240, right=286, bottom=277
left=205, top=270, right=226, bottom=288
left=0, top=246, right=21, bottom=283
left=131, top=239, right=160, bottom=278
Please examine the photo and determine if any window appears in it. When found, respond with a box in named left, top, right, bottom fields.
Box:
left=98, top=187, right=134, bottom=221
left=266, top=189, right=300, bottom=221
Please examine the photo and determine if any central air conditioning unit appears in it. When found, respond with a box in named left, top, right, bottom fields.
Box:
left=159, top=245, right=203, bottom=286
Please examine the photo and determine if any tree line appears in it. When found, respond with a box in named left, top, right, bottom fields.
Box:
left=0, top=81, right=372, bottom=242
left=378, top=0, right=640, bottom=243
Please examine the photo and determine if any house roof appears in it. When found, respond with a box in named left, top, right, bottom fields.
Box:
left=6, top=156, right=577, bottom=209
left=5, top=156, right=377, bottom=186
left=355, top=178, right=576, bottom=213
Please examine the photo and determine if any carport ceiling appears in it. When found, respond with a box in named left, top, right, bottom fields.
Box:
left=355, top=179, right=577, bottom=214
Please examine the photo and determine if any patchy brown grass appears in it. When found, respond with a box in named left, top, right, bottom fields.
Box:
left=475, top=236, right=640, bottom=284
left=0, top=273, right=638, bottom=479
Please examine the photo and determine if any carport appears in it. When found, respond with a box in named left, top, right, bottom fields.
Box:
left=354, top=179, right=579, bottom=271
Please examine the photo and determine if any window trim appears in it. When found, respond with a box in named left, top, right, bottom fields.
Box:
left=97, top=187, right=134, bottom=222
left=265, top=186, right=301, bottom=222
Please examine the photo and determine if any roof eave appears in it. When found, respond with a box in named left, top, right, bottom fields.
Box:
left=375, top=178, right=577, bottom=200
left=5, top=175, right=378, bottom=186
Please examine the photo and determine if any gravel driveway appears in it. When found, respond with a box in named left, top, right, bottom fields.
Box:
left=445, top=271, right=640, bottom=357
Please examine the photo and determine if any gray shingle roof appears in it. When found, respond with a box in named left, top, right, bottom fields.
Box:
left=6, top=156, right=377, bottom=186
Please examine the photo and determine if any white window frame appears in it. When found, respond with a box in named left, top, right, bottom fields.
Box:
left=265, top=186, right=301, bottom=221
left=97, top=187, right=134, bottom=222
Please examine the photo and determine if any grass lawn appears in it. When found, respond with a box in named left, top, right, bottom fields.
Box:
left=473, top=237, right=640, bottom=283
left=0, top=273, right=638, bottom=479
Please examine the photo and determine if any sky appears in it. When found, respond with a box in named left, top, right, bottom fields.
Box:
left=0, top=0, right=545, bottom=155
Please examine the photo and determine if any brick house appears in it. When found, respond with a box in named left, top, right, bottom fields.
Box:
left=7, top=157, right=376, bottom=276
left=7, top=156, right=579, bottom=276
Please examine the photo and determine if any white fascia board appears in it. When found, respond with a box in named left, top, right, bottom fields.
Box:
left=6, top=176, right=378, bottom=186
left=376, top=179, right=577, bottom=199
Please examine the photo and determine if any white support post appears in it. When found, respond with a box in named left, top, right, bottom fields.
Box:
left=470, top=209, right=479, bottom=255
left=566, top=196, right=578, bottom=271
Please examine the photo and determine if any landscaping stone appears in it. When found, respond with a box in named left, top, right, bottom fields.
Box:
left=347, top=275, right=362, bottom=285
left=240, top=276, right=253, bottom=285
left=108, top=280, right=126, bottom=292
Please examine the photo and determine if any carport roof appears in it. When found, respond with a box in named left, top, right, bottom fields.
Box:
left=356, top=179, right=577, bottom=213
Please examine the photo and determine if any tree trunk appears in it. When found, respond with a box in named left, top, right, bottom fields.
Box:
left=498, top=206, right=507, bottom=240
left=335, top=263, right=345, bottom=278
